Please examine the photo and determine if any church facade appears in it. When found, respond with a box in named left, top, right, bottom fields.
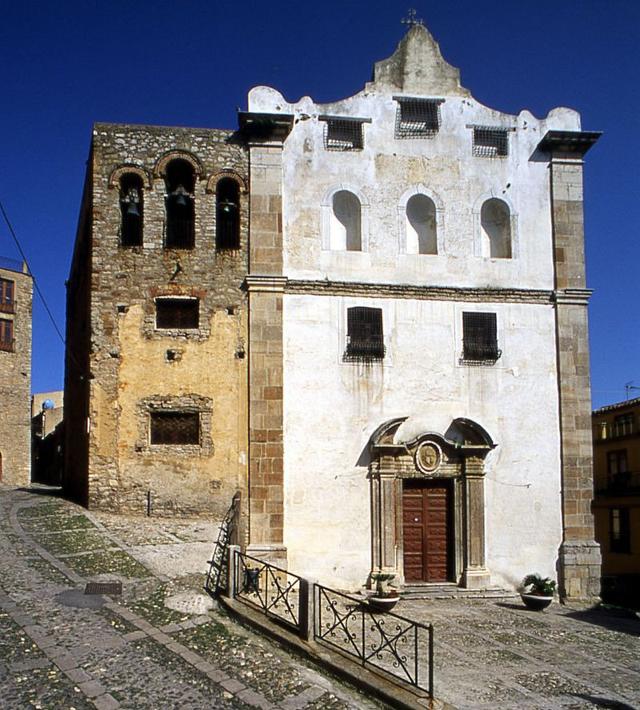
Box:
left=65, top=23, right=601, bottom=601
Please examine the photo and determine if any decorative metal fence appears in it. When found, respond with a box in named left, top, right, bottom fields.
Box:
left=234, top=552, right=306, bottom=634
left=315, top=584, right=433, bottom=696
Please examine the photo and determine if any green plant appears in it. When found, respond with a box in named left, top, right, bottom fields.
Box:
left=370, top=571, right=398, bottom=597
left=521, top=574, right=556, bottom=596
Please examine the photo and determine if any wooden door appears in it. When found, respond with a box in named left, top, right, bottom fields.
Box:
left=402, top=480, right=451, bottom=583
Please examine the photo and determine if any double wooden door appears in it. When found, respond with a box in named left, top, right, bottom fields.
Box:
left=402, top=480, right=452, bottom=583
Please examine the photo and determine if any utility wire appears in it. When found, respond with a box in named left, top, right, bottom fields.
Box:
left=0, top=199, right=66, bottom=346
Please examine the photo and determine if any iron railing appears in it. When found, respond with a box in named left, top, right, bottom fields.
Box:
left=315, top=584, right=433, bottom=696
left=596, top=471, right=640, bottom=495
left=205, top=493, right=241, bottom=596
left=234, top=552, right=305, bottom=633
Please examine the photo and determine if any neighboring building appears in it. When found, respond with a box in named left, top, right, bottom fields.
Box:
left=592, top=398, right=640, bottom=606
left=65, top=22, right=602, bottom=601
left=64, top=125, right=249, bottom=517
left=31, top=390, right=64, bottom=485
left=0, top=257, right=33, bottom=486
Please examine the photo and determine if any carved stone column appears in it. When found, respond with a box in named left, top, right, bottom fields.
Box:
left=461, top=456, right=490, bottom=589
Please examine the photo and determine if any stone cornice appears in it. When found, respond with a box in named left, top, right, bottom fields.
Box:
left=285, top=278, right=553, bottom=304
left=244, top=275, right=287, bottom=293
left=553, top=288, right=593, bottom=306
left=538, top=130, right=602, bottom=157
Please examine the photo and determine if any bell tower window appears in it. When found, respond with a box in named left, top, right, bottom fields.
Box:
left=165, top=159, right=195, bottom=249
left=216, top=178, right=240, bottom=250
left=119, top=174, right=143, bottom=247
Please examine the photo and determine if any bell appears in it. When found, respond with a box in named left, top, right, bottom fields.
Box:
left=126, top=201, right=140, bottom=218
left=219, top=199, right=237, bottom=214
left=171, top=185, right=189, bottom=207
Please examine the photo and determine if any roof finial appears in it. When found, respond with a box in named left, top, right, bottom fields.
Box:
left=401, top=8, right=424, bottom=28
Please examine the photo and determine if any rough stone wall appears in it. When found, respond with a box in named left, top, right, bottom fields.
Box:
left=67, top=123, right=249, bottom=516
left=0, top=264, right=32, bottom=486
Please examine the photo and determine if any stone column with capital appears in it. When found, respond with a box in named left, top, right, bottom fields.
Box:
left=541, top=130, right=602, bottom=602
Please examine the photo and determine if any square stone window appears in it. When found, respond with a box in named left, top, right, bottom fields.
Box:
left=462, top=312, right=501, bottom=363
left=150, top=411, right=200, bottom=445
left=156, top=298, right=199, bottom=329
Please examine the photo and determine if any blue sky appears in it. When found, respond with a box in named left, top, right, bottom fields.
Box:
left=0, top=1, right=638, bottom=408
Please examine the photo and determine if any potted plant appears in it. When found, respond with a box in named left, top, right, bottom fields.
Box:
left=519, top=573, right=556, bottom=611
left=368, top=572, right=400, bottom=612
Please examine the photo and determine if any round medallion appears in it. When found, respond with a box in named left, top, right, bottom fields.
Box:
left=415, top=442, right=442, bottom=475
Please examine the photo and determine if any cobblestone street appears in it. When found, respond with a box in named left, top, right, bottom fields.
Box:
left=1, top=485, right=639, bottom=710
left=0, top=486, right=382, bottom=710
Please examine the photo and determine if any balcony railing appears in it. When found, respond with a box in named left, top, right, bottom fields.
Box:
left=0, top=339, right=15, bottom=353
left=596, top=471, right=640, bottom=495
left=0, top=301, right=15, bottom=314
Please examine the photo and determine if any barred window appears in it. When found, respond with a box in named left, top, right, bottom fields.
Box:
left=150, top=412, right=200, bottom=445
left=394, top=97, right=443, bottom=138
left=320, top=115, right=369, bottom=151
left=0, top=278, right=15, bottom=314
left=473, top=127, right=509, bottom=157
left=462, top=312, right=501, bottom=363
left=345, top=307, right=385, bottom=362
left=156, top=298, right=199, bottom=329
left=0, top=318, right=14, bottom=352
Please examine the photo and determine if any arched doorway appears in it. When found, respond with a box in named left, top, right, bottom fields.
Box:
left=369, top=417, right=495, bottom=589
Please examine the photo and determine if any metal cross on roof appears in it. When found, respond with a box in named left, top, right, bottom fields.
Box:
left=401, top=8, right=424, bottom=27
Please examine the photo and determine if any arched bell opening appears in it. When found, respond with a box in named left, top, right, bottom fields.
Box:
left=368, top=416, right=495, bottom=590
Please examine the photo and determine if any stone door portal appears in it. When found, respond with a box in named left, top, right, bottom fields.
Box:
left=402, top=479, right=452, bottom=582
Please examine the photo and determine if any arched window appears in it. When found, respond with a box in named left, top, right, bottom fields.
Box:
left=481, top=198, right=511, bottom=258
left=119, top=174, right=143, bottom=247
left=216, top=178, right=240, bottom=250
left=165, top=159, right=195, bottom=249
left=406, top=194, right=437, bottom=254
left=331, top=190, right=361, bottom=251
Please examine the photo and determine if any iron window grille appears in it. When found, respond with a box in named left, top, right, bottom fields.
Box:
left=156, top=298, right=199, bottom=330
left=0, top=278, right=15, bottom=314
left=394, top=97, right=443, bottom=138
left=319, top=115, right=370, bottom=151
left=150, top=411, right=200, bottom=445
left=472, top=126, right=510, bottom=158
left=462, top=312, right=501, bottom=363
left=0, top=318, right=14, bottom=352
left=344, top=307, right=385, bottom=362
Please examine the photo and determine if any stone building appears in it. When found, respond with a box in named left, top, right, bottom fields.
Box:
left=31, top=390, right=64, bottom=485
left=592, top=398, right=640, bottom=606
left=65, top=23, right=601, bottom=601
left=0, top=257, right=32, bottom=486
left=64, top=125, right=249, bottom=516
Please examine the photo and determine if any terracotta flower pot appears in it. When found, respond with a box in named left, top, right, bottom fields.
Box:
left=368, top=595, right=400, bottom=613
left=520, top=593, right=553, bottom=611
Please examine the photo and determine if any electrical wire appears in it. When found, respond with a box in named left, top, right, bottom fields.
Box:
left=0, top=199, right=66, bottom=346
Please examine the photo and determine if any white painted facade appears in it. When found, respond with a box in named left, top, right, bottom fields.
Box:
left=248, top=25, right=582, bottom=590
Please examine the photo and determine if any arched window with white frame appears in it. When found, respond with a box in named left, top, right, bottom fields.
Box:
left=481, top=198, right=512, bottom=258
left=406, top=194, right=437, bottom=254
left=330, top=190, right=361, bottom=251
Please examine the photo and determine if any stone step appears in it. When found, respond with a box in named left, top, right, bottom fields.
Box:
left=401, top=585, right=518, bottom=600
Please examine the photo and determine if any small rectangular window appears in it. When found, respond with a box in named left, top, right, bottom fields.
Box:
left=150, top=411, right=200, bottom=445
left=613, top=413, right=634, bottom=438
left=610, top=508, right=631, bottom=554
left=344, top=307, right=385, bottom=362
left=462, top=312, right=501, bottom=363
left=156, top=298, right=199, bottom=329
left=394, top=97, right=443, bottom=138
left=0, top=278, right=15, bottom=314
left=472, top=127, right=509, bottom=157
left=319, top=115, right=370, bottom=151
left=0, top=318, right=14, bottom=352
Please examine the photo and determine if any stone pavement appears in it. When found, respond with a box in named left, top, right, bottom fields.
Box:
left=0, top=486, right=383, bottom=710
left=397, top=593, right=640, bottom=709
left=1, top=485, right=639, bottom=710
